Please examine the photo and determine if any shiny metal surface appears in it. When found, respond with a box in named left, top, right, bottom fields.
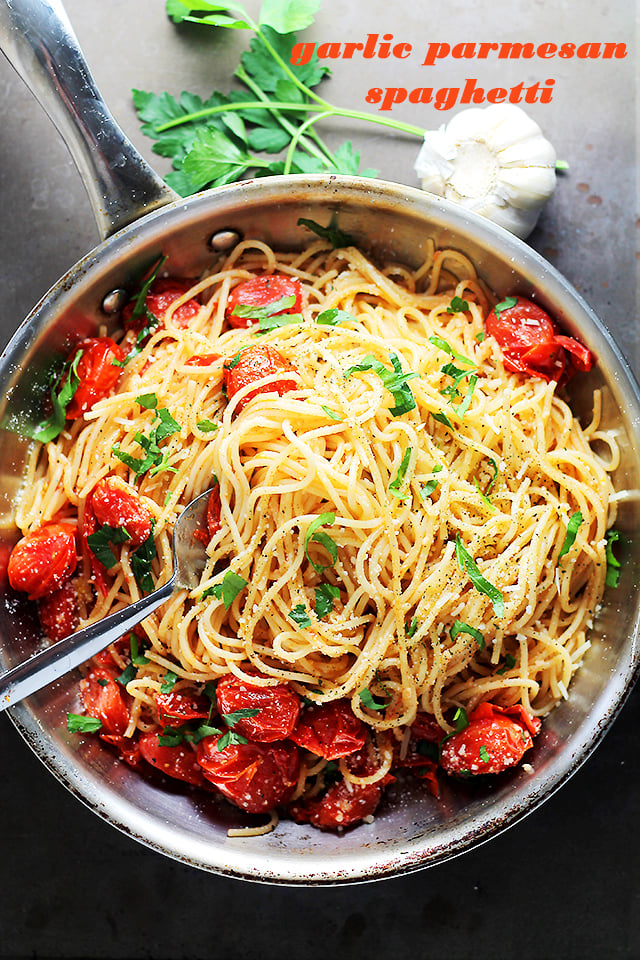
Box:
left=0, top=0, right=176, bottom=239
left=0, top=175, right=639, bottom=883
left=0, top=489, right=210, bottom=711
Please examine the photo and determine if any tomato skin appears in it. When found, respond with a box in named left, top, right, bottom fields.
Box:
left=290, top=700, right=366, bottom=760
left=485, top=296, right=592, bottom=381
left=226, top=274, right=303, bottom=329
left=289, top=778, right=384, bottom=830
left=124, top=277, right=201, bottom=332
left=206, top=485, right=222, bottom=539
left=185, top=353, right=220, bottom=366
left=223, top=345, right=298, bottom=410
left=80, top=666, right=131, bottom=737
left=65, top=338, right=125, bottom=418
left=139, top=730, right=207, bottom=786
left=155, top=689, right=211, bottom=727
left=8, top=523, right=77, bottom=600
left=439, top=703, right=539, bottom=777
left=38, top=580, right=78, bottom=641
left=215, top=674, right=301, bottom=743
left=197, top=736, right=300, bottom=814
left=90, top=475, right=153, bottom=547
left=100, top=733, right=144, bottom=770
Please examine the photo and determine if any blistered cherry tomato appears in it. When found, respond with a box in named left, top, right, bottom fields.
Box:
left=38, top=580, right=78, bottom=641
left=124, top=277, right=201, bottom=332
left=197, top=736, right=299, bottom=814
left=81, top=501, right=109, bottom=597
left=8, top=523, right=77, bottom=600
left=289, top=778, right=384, bottom=830
left=139, top=730, right=207, bottom=786
left=206, top=485, right=222, bottom=539
left=65, top=337, right=125, bottom=418
left=439, top=702, right=540, bottom=777
left=485, top=296, right=592, bottom=381
left=215, top=674, right=300, bottom=743
left=223, top=345, right=298, bottom=410
left=155, top=689, right=211, bottom=727
left=101, top=734, right=143, bottom=769
left=80, top=667, right=131, bottom=737
left=290, top=699, right=366, bottom=760
left=226, top=274, right=303, bottom=329
left=90, top=475, right=153, bottom=547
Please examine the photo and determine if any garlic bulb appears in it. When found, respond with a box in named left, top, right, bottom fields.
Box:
left=414, top=104, right=557, bottom=239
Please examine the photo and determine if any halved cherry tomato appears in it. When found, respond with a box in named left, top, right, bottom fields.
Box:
left=65, top=337, right=125, bottom=418
left=90, top=475, right=153, bottom=547
left=485, top=296, right=592, bottom=381
left=215, top=674, right=301, bottom=743
left=100, top=733, right=144, bottom=770
left=194, top=485, right=222, bottom=546
left=8, top=523, right=77, bottom=600
left=223, top=345, right=298, bottom=410
left=80, top=666, right=131, bottom=737
left=155, top=689, right=211, bottom=727
left=38, top=580, right=78, bottom=641
left=439, top=702, right=540, bottom=777
left=139, top=730, right=207, bottom=786
left=123, top=277, right=201, bottom=332
left=226, top=274, right=303, bottom=329
left=290, top=699, right=366, bottom=760
left=197, top=736, right=299, bottom=813
left=289, top=778, right=384, bottom=830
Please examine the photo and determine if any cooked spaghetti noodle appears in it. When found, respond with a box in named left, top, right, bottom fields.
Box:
left=15, top=236, right=617, bottom=818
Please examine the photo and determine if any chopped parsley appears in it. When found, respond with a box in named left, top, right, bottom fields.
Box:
left=258, top=313, right=303, bottom=332
left=493, top=296, right=518, bottom=317
left=479, top=744, right=490, bottom=763
left=604, top=528, right=622, bottom=588
left=320, top=405, right=343, bottom=421
left=389, top=448, right=412, bottom=501
left=428, top=335, right=474, bottom=368
left=558, top=511, right=583, bottom=559
left=232, top=294, right=296, bottom=321
left=447, top=296, right=470, bottom=314
left=130, top=527, right=157, bottom=594
left=67, top=713, right=103, bottom=733
left=344, top=352, right=419, bottom=417
left=497, top=654, right=517, bottom=676
left=455, top=535, right=504, bottom=618
left=86, top=525, right=132, bottom=569
left=316, top=308, right=355, bottom=326
left=196, top=419, right=219, bottom=433
left=160, top=670, right=178, bottom=694
left=358, top=688, right=389, bottom=711
left=288, top=603, right=312, bottom=628
left=421, top=464, right=443, bottom=498
left=406, top=615, right=419, bottom=638
left=112, top=405, right=180, bottom=478
left=304, top=512, right=338, bottom=573
left=297, top=217, right=355, bottom=249
left=450, top=620, right=485, bottom=649
left=32, top=349, right=84, bottom=443
left=314, top=583, right=340, bottom=618
left=202, top=569, right=248, bottom=609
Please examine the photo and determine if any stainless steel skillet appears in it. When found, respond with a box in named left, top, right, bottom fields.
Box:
left=0, top=0, right=639, bottom=884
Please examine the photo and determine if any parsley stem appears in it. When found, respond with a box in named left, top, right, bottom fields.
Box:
left=283, top=110, right=333, bottom=174
left=155, top=99, right=425, bottom=141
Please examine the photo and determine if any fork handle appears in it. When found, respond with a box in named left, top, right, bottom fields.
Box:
left=0, top=574, right=176, bottom=712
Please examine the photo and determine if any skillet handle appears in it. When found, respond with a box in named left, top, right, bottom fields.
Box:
left=0, top=0, right=178, bottom=239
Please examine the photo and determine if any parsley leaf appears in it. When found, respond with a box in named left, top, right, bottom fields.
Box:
left=232, top=294, right=296, bottom=321
left=497, top=653, right=517, bottom=675
left=558, top=511, right=583, bottom=558
left=493, top=296, right=518, bottom=317
left=304, top=512, right=338, bottom=573
left=389, top=448, right=412, bottom=501
left=297, top=217, right=355, bottom=248
left=428, top=335, right=474, bottom=368
left=160, top=670, right=178, bottom=694
left=87, top=525, right=132, bottom=569
left=32, top=349, right=84, bottom=443
left=344, top=352, right=419, bottom=417
left=320, top=405, right=343, bottom=421
left=455, top=535, right=504, bottom=618
left=112, top=405, right=180, bottom=478
left=359, top=688, right=389, bottom=711
left=406, top=616, right=419, bottom=638
left=288, top=603, right=312, bottom=628
left=314, top=583, right=340, bottom=618
left=450, top=620, right=485, bottom=649
left=203, top=569, right=248, bottom=609
left=447, top=296, right=470, bottom=314
left=197, top=419, right=219, bottom=433
left=605, top=529, right=622, bottom=588
left=67, top=713, right=102, bottom=733
left=479, top=744, right=490, bottom=763
left=421, top=464, right=443, bottom=498
left=130, top=528, right=157, bottom=595
left=316, top=308, right=355, bottom=326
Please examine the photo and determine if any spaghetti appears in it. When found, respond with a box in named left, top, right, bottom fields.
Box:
left=11, top=235, right=617, bottom=830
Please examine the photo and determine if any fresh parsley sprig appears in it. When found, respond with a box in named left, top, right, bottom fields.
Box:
left=133, top=1, right=425, bottom=195
left=344, top=352, right=419, bottom=417
left=31, top=349, right=84, bottom=443
left=455, top=535, right=504, bottom=618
